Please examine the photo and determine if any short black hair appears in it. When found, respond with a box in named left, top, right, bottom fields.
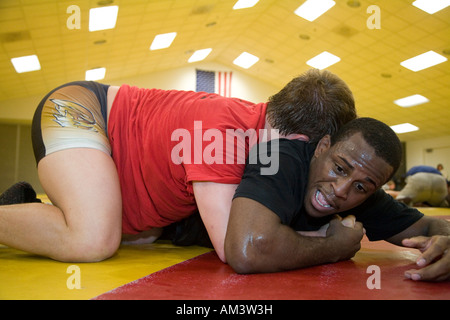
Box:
left=331, top=117, right=402, bottom=180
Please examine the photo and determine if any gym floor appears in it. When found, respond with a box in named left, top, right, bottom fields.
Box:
left=1, top=204, right=449, bottom=300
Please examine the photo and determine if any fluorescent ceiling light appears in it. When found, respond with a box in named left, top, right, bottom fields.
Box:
left=400, top=50, right=447, bottom=72
left=306, top=51, right=340, bottom=69
left=390, top=123, right=419, bottom=134
left=412, top=0, right=450, bottom=14
left=11, top=55, right=41, bottom=73
left=233, top=0, right=259, bottom=10
left=188, top=48, right=212, bottom=63
left=294, top=0, right=336, bottom=21
left=89, top=6, right=119, bottom=32
left=150, top=32, right=177, bottom=50
left=85, top=67, right=106, bottom=81
left=394, top=94, right=429, bottom=107
left=233, top=52, right=259, bottom=69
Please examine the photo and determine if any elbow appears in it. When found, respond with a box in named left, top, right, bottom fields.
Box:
left=224, top=234, right=268, bottom=274
left=226, top=252, right=255, bottom=275
left=215, top=247, right=227, bottom=264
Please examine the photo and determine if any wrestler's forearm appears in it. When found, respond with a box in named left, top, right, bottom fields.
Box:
left=225, top=198, right=363, bottom=274
left=427, top=217, right=450, bottom=236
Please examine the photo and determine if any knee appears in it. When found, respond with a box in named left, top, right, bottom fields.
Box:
left=58, top=232, right=121, bottom=263
left=80, top=236, right=120, bottom=262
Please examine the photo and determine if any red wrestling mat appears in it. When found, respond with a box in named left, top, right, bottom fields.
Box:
left=93, top=235, right=450, bottom=300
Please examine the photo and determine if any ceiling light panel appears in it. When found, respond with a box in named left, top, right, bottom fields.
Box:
left=150, top=32, right=177, bottom=50
left=11, top=55, right=41, bottom=73
left=89, top=6, right=119, bottom=32
left=390, top=123, right=419, bottom=134
left=233, top=52, right=260, bottom=69
left=306, top=51, right=340, bottom=69
left=394, top=94, right=429, bottom=107
left=85, top=67, right=106, bottom=81
left=294, top=0, right=336, bottom=22
left=400, top=50, right=447, bottom=72
left=412, top=0, right=450, bottom=14
left=233, top=0, right=259, bottom=10
left=188, top=48, right=213, bottom=63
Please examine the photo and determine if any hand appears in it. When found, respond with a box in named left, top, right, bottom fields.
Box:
left=297, top=223, right=329, bottom=237
left=339, top=215, right=356, bottom=228
left=326, top=216, right=364, bottom=262
left=297, top=215, right=357, bottom=238
left=402, top=235, right=450, bottom=282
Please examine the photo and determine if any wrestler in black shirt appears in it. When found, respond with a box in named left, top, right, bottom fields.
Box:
left=226, top=118, right=450, bottom=282
left=234, top=138, right=423, bottom=241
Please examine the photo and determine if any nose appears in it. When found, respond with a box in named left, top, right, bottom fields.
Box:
left=332, top=178, right=352, bottom=200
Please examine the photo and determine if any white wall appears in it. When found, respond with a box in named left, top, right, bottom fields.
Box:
left=107, top=61, right=279, bottom=103
left=406, top=135, right=450, bottom=175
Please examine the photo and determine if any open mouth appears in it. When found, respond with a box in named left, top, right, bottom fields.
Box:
left=314, top=190, right=333, bottom=209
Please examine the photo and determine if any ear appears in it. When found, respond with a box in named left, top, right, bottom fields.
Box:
left=283, top=133, right=310, bottom=142
left=314, top=135, right=331, bottom=157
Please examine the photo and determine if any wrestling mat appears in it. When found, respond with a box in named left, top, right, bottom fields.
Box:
left=1, top=207, right=449, bottom=300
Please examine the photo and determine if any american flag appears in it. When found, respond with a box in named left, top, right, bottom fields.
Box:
left=196, top=69, right=232, bottom=97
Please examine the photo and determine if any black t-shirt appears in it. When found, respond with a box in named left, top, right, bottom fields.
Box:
left=234, top=139, right=424, bottom=241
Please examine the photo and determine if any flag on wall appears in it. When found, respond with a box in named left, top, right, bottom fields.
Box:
left=196, top=69, right=232, bottom=97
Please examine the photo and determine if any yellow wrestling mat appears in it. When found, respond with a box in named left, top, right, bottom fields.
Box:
left=0, top=241, right=211, bottom=300
left=0, top=206, right=448, bottom=300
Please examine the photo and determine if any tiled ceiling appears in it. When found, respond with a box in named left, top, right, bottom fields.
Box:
left=0, top=0, right=449, bottom=142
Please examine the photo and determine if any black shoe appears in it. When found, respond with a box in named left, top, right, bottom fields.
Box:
left=0, top=181, right=42, bottom=205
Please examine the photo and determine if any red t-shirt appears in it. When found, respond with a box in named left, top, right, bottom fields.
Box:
left=108, top=85, right=267, bottom=234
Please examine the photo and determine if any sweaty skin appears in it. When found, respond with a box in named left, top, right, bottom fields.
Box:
left=304, top=133, right=392, bottom=219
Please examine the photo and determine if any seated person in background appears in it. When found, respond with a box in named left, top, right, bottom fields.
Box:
left=225, top=118, right=450, bottom=282
left=382, top=179, right=399, bottom=198
left=406, top=165, right=442, bottom=176
left=437, top=163, right=448, bottom=181
left=396, top=165, right=448, bottom=207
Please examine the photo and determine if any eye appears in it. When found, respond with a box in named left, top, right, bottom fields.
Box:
left=355, top=182, right=367, bottom=193
left=335, top=163, right=345, bottom=175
